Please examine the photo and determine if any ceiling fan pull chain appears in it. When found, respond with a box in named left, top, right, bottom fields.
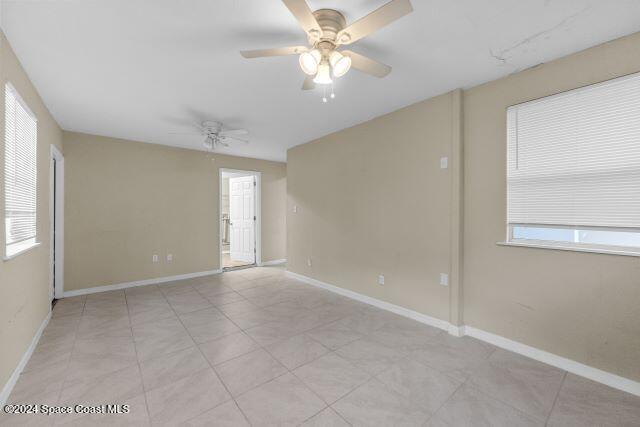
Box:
left=322, top=86, right=328, bottom=103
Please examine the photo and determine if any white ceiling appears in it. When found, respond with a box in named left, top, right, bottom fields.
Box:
left=2, top=0, right=640, bottom=162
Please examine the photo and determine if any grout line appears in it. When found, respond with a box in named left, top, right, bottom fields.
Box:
left=545, top=371, right=568, bottom=426
left=123, top=288, right=154, bottom=424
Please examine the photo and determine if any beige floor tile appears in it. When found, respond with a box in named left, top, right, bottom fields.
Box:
left=244, top=321, right=299, bottom=346
left=76, top=313, right=130, bottom=340
left=266, top=333, right=329, bottom=370
left=306, top=320, right=364, bottom=350
left=368, top=320, right=442, bottom=352
left=335, top=338, right=407, bottom=375
left=468, top=349, right=566, bottom=421
left=124, top=284, right=161, bottom=296
left=198, top=331, right=260, bottom=366
left=335, top=311, right=392, bottom=336
left=145, top=368, right=230, bottom=426
left=236, top=373, right=326, bottom=426
left=223, top=308, right=280, bottom=329
left=294, top=352, right=371, bottom=404
left=127, top=300, right=176, bottom=325
left=301, top=408, right=350, bottom=427
left=139, top=346, right=210, bottom=392
left=52, top=296, right=86, bottom=318
left=217, top=299, right=261, bottom=317
left=547, top=374, right=640, bottom=427
left=410, top=333, right=496, bottom=381
left=426, top=383, right=542, bottom=427
left=57, top=365, right=144, bottom=424
left=157, top=281, right=196, bottom=297
left=333, top=378, right=431, bottom=426
left=376, top=359, right=462, bottom=414
left=181, top=400, right=249, bottom=426
left=66, top=335, right=137, bottom=385
left=132, top=316, right=195, bottom=362
left=199, top=290, right=246, bottom=306
left=214, top=348, right=287, bottom=396
left=8, top=359, right=68, bottom=405
left=165, top=290, right=212, bottom=314
left=179, top=309, right=240, bottom=344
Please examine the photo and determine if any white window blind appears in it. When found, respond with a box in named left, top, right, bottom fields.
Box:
left=507, top=73, right=640, bottom=229
left=4, top=83, right=38, bottom=257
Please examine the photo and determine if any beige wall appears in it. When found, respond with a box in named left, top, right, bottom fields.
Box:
left=287, top=91, right=457, bottom=320
left=63, top=132, right=286, bottom=292
left=0, top=32, right=63, bottom=389
left=287, top=32, right=640, bottom=382
left=463, top=32, right=640, bottom=382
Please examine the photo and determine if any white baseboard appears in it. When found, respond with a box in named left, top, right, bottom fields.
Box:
left=285, top=270, right=640, bottom=397
left=260, top=259, right=287, bottom=267
left=1, top=310, right=52, bottom=406
left=62, top=269, right=223, bottom=298
left=464, top=326, right=640, bottom=397
left=285, top=271, right=451, bottom=332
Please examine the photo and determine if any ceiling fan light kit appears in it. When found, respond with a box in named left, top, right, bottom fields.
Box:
left=240, top=0, right=413, bottom=101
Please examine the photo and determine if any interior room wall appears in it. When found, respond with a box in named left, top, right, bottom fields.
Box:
left=287, top=31, right=640, bottom=383
left=63, top=131, right=286, bottom=292
left=463, top=31, right=640, bottom=382
left=0, top=31, right=63, bottom=392
left=287, top=91, right=457, bottom=321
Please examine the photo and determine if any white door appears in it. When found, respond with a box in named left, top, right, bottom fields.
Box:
left=229, top=176, right=255, bottom=263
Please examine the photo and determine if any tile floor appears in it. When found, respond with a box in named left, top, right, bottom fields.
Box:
left=2, top=265, right=639, bottom=426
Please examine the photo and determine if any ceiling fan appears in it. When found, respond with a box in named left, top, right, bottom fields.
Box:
left=240, top=0, right=413, bottom=91
left=170, top=121, right=249, bottom=150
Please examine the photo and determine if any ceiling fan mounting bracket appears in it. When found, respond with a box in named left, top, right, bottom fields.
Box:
left=311, top=9, right=347, bottom=44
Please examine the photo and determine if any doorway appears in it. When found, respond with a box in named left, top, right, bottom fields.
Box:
left=220, top=169, right=261, bottom=270
left=50, top=145, right=64, bottom=301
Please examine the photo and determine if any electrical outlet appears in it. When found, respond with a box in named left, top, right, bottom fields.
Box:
left=440, top=273, right=449, bottom=286
left=307, top=258, right=312, bottom=267
left=167, top=254, right=173, bottom=262
left=378, top=275, right=385, bottom=285
left=152, top=254, right=159, bottom=263
left=440, top=157, right=449, bottom=169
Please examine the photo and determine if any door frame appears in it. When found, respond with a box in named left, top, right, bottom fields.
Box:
left=219, top=168, right=261, bottom=269
left=49, top=145, right=64, bottom=300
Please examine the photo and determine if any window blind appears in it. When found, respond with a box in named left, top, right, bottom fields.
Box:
left=507, top=72, right=640, bottom=229
left=4, top=84, right=38, bottom=255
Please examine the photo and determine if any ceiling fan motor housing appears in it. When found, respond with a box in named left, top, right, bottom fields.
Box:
left=311, top=9, right=346, bottom=46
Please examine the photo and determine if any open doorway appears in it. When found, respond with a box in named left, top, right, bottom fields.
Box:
left=220, top=169, right=261, bottom=270
left=50, top=145, right=64, bottom=302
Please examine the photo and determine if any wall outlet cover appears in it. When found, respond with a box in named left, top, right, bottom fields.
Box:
left=378, top=275, right=385, bottom=285
left=152, top=254, right=159, bottom=263
left=440, top=157, right=449, bottom=169
left=167, top=254, right=173, bottom=262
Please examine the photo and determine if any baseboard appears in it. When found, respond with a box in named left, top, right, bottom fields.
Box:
left=285, top=270, right=640, bottom=397
left=0, top=310, right=52, bottom=406
left=464, top=326, right=640, bottom=397
left=260, top=259, right=287, bottom=267
left=285, top=271, right=451, bottom=332
left=62, top=269, right=223, bottom=298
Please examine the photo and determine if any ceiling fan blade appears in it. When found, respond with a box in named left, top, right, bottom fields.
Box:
left=302, top=75, right=316, bottom=90
left=241, top=45, right=308, bottom=58
left=342, top=50, right=392, bottom=78
left=221, top=136, right=249, bottom=144
left=169, top=131, right=202, bottom=135
left=281, top=0, right=322, bottom=39
left=220, top=129, right=249, bottom=137
left=336, top=0, right=413, bottom=45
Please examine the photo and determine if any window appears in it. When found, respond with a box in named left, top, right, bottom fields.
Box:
left=4, top=83, right=38, bottom=258
left=506, top=73, right=640, bottom=255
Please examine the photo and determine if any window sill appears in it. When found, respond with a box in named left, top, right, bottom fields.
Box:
left=497, top=241, right=640, bottom=258
left=3, top=242, right=41, bottom=261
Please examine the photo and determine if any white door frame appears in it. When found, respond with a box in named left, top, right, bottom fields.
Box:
left=219, top=168, right=261, bottom=269
left=49, top=145, right=64, bottom=300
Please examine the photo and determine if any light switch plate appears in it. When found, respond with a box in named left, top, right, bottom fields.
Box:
left=152, top=254, right=159, bottom=263
left=378, top=275, right=385, bottom=285
left=440, top=157, right=449, bottom=169
left=167, top=254, right=173, bottom=262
